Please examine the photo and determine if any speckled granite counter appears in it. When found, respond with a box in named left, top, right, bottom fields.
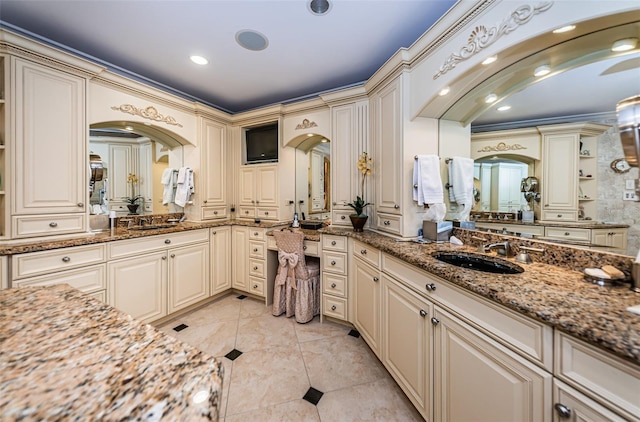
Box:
left=0, top=284, right=224, bottom=420
left=321, top=227, right=640, bottom=365
left=472, top=218, right=630, bottom=229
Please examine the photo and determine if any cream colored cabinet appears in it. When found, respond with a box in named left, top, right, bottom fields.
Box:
left=0, top=55, right=8, bottom=239
left=108, top=143, right=133, bottom=202
left=321, top=234, right=349, bottom=321
left=353, top=252, right=381, bottom=357
left=553, top=379, right=627, bottom=422
left=137, top=141, right=153, bottom=212
left=591, top=227, right=627, bottom=252
left=108, top=251, right=167, bottom=323
left=12, top=58, right=86, bottom=237
left=381, top=274, right=432, bottom=420
left=232, top=225, right=249, bottom=291
left=232, top=226, right=269, bottom=298
left=432, top=306, right=552, bottom=422
left=167, top=242, right=209, bottom=314
left=200, top=117, right=228, bottom=220
left=210, top=226, right=231, bottom=296
left=237, top=164, right=278, bottom=220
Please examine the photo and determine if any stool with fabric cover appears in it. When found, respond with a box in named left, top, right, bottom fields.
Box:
left=272, top=229, right=320, bottom=323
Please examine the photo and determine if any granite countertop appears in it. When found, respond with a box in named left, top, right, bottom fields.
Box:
left=0, top=284, right=224, bottom=420
left=472, top=218, right=630, bottom=229
left=321, top=227, right=640, bottom=365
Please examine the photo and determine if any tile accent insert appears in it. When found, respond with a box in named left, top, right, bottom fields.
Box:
left=225, top=348, right=243, bottom=361
left=173, top=323, right=188, bottom=332
left=348, top=329, right=361, bottom=338
left=303, top=387, right=324, bottom=405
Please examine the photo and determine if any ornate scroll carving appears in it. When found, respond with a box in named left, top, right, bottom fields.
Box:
left=110, top=104, right=183, bottom=127
left=477, top=142, right=527, bottom=153
left=433, top=1, right=553, bottom=79
left=295, top=119, right=318, bottom=130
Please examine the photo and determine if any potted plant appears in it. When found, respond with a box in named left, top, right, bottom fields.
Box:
left=122, top=173, right=143, bottom=214
left=347, top=152, right=372, bottom=231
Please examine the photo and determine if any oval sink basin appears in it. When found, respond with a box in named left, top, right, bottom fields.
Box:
left=432, top=252, right=524, bottom=274
left=129, top=224, right=177, bottom=231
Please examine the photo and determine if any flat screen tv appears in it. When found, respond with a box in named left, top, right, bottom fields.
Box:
left=245, top=123, right=278, bottom=164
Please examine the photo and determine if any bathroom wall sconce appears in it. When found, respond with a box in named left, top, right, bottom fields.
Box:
left=534, top=65, right=551, bottom=77
left=612, top=38, right=638, bottom=52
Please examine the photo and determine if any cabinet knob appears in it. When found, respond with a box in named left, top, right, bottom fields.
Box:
left=331, top=305, right=337, bottom=311
left=253, top=266, right=258, bottom=270
left=170, top=254, right=175, bottom=258
left=384, top=221, right=390, bottom=225
left=253, top=248, right=258, bottom=252
left=212, top=231, right=216, bottom=235
left=558, top=214, right=563, bottom=218
left=394, top=204, right=400, bottom=209
left=251, top=200, right=255, bottom=204
left=162, top=256, right=167, bottom=260
left=253, top=284, right=258, bottom=289
left=331, top=260, right=336, bottom=266
left=331, top=240, right=337, bottom=246
left=265, top=211, right=269, bottom=215
left=564, top=232, right=570, bottom=236
left=77, top=202, right=84, bottom=207
left=254, top=232, right=259, bottom=236
left=373, top=277, right=379, bottom=282
left=256, top=201, right=260, bottom=204
left=425, top=283, right=436, bottom=291
left=554, top=403, right=572, bottom=419
left=431, top=317, right=440, bottom=325
left=214, top=211, right=218, bottom=215
left=165, top=239, right=171, bottom=244
left=341, top=215, right=346, bottom=220
left=360, top=249, right=367, bottom=255
left=419, top=310, right=427, bottom=317
left=303, top=245, right=307, bottom=250
left=61, top=256, right=71, bottom=263
left=331, top=283, right=337, bottom=288
left=49, top=222, right=58, bottom=227
left=245, top=210, right=249, bottom=214
left=204, top=200, right=208, bottom=203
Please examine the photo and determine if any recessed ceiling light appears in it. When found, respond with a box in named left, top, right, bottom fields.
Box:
left=235, top=30, right=269, bottom=51
left=307, top=133, right=314, bottom=137
left=553, top=25, right=576, bottom=34
left=308, top=0, right=331, bottom=16
left=320, top=138, right=328, bottom=143
left=439, top=86, right=450, bottom=96
left=482, top=55, right=497, bottom=65
left=190, top=55, right=208, bottom=65
left=534, top=65, right=551, bottom=77
left=612, top=38, right=638, bottom=52
left=485, top=94, right=498, bottom=104
left=497, top=105, right=511, bottom=112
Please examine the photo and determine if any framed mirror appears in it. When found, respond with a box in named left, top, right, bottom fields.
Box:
left=292, top=134, right=331, bottom=221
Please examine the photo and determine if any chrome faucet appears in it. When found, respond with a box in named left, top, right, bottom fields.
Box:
left=479, top=241, right=515, bottom=257
left=139, top=218, right=150, bottom=226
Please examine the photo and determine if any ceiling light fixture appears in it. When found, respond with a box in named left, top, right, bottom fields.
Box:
left=485, top=93, right=498, bottom=104
left=612, top=38, right=638, bottom=52
left=534, top=65, right=551, bottom=77
left=235, top=30, right=269, bottom=51
left=190, top=55, right=208, bottom=65
left=307, top=133, right=314, bottom=137
left=439, top=86, right=450, bottom=96
left=553, top=25, right=576, bottom=34
left=308, top=0, right=331, bottom=16
left=497, top=105, right=511, bottom=112
left=482, top=55, right=497, bottom=65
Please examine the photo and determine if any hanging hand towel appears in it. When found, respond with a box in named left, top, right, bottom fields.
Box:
left=161, top=168, right=176, bottom=205
left=174, top=167, right=194, bottom=207
left=413, top=155, right=444, bottom=206
left=447, top=160, right=456, bottom=203
left=450, top=157, right=474, bottom=221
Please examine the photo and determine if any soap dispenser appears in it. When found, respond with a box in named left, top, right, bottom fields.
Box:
left=292, top=212, right=300, bottom=228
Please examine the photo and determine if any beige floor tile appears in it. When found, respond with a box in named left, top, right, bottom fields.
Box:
left=300, top=334, right=387, bottom=393
left=225, top=345, right=311, bottom=416
left=317, top=377, right=423, bottom=422
left=239, top=296, right=272, bottom=319
left=217, top=357, right=233, bottom=419
left=172, top=319, right=239, bottom=358
left=294, top=316, right=351, bottom=343
left=184, top=295, right=242, bottom=324
left=235, top=313, right=298, bottom=352
left=225, top=399, right=320, bottom=422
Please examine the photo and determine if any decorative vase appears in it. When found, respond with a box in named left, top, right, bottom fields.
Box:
left=349, top=214, right=368, bottom=232
left=127, top=204, right=140, bottom=215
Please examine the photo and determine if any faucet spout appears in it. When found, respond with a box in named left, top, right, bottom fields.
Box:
left=480, top=241, right=515, bottom=257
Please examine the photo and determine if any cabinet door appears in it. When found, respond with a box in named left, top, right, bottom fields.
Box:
left=109, top=144, right=132, bottom=201
left=381, top=275, right=432, bottom=420
left=256, top=165, right=277, bottom=206
left=331, top=104, right=357, bottom=208
left=13, top=58, right=85, bottom=215
left=353, top=257, right=381, bottom=357
left=542, top=133, right=578, bottom=211
left=108, top=252, right=167, bottom=323
left=168, top=242, right=210, bottom=314
left=210, top=226, right=231, bottom=295
left=238, top=167, right=256, bottom=206
left=232, top=226, right=249, bottom=291
left=138, top=142, right=153, bottom=206
left=201, top=118, right=227, bottom=206
left=433, top=307, right=552, bottom=422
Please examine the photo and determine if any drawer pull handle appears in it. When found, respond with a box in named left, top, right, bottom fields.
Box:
left=373, top=277, right=379, bottom=282
left=303, top=245, right=307, bottom=250
left=431, top=317, right=440, bottom=325
left=331, top=240, right=337, bottom=246
left=170, top=254, right=175, bottom=258
left=253, top=248, right=258, bottom=252
left=214, top=210, right=218, bottom=215
left=49, top=222, right=58, bottom=227
left=394, top=204, right=400, bottom=209
left=331, top=305, right=337, bottom=311
left=557, top=214, right=563, bottom=218
left=254, top=232, right=259, bottom=236
left=384, top=221, right=390, bottom=225
left=554, top=403, right=572, bottom=419
left=253, top=284, right=258, bottom=289
left=419, top=310, right=427, bottom=317
left=341, top=215, right=346, bottom=220
left=162, top=256, right=167, bottom=260
left=265, top=211, right=269, bottom=215
left=245, top=210, right=249, bottom=214
left=331, top=283, right=337, bottom=288
left=204, top=200, right=208, bottom=203
left=61, top=256, right=71, bottom=263
left=77, top=202, right=84, bottom=207
left=165, top=239, right=171, bottom=244
left=564, top=232, right=570, bottom=236
left=331, top=260, right=336, bottom=266
left=212, top=231, right=216, bottom=235
left=360, top=249, right=367, bottom=255
left=253, top=266, right=258, bottom=270
left=425, top=283, right=436, bottom=291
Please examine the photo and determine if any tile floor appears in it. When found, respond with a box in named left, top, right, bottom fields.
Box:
left=156, top=294, right=423, bottom=421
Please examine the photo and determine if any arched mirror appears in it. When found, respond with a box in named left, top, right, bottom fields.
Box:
left=88, top=121, right=185, bottom=216
left=290, top=134, right=331, bottom=221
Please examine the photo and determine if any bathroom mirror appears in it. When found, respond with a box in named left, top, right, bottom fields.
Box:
left=292, top=134, right=331, bottom=221
left=472, top=157, right=533, bottom=212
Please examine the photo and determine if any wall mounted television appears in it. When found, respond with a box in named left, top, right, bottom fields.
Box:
left=244, top=123, right=279, bottom=164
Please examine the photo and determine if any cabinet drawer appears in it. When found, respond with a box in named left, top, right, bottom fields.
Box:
left=249, top=259, right=265, bottom=278
left=249, top=228, right=266, bottom=241
left=256, top=207, right=278, bottom=220
left=474, top=222, right=545, bottom=237
left=87, top=289, right=107, bottom=303
left=12, top=214, right=85, bottom=238
left=249, top=277, right=265, bottom=297
left=202, top=206, right=227, bottom=220
left=302, top=240, right=319, bottom=257
left=555, top=332, right=640, bottom=419
left=382, top=253, right=553, bottom=370
left=323, top=294, right=347, bottom=320
left=12, top=244, right=106, bottom=280
left=322, top=273, right=347, bottom=297
left=322, top=251, right=347, bottom=275
left=266, top=235, right=277, bottom=250
left=540, top=210, right=578, bottom=222
left=108, top=229, right=209, bottom=259
left=544, top=227, right=591, bottom=241
left=332, top=209, right=353, bottom=226
left=249, top=240, right=266, bottom=259
left=238, top=206, right=255, bottom=218
left=322, top=234, right=347, bottom=252
left=353, top=240, right=381, bottom=268
left=12, top=264, right=106, bottom=293
left=375, top=212, right=401, bottom=235
left=553, top=380, right=627, bottom=422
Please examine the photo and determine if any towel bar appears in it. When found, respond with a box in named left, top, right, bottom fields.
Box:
left=445, top=183, right=452, bottom=189
left=445, top=158, right=453, bottom=164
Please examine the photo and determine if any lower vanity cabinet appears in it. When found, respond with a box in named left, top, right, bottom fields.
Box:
left=432, top=306, right=552, bottom=422
left=553, top=379, right=627, bottom=422
left=231, top=226, right=268, bottom=298
left=166, top=242, right=210, bottom=314
left=352, top=241, right=382, bottom=357
left=210, top=226, right=231, bottom=296
left=321, top=234, right=349, bottom=321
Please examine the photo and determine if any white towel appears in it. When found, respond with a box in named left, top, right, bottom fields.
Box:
left=413, top=155, right=444, bottom=206
left=174, top=167, right=194, bottom=207
left=161, top=168, right=174, bottom=185
left=449, top=157, right=474, bottom=221
left=161, top=168, right=176, bottom=205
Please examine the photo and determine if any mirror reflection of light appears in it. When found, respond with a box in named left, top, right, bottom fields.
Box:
left=552, top=24, right=576, bottom=34
left=534, top=65, right=551, bottom=77
left=484, top=94, right=498, bottom=103
left=482, top=55, right=497, bottom=65
left=497, top=105, right=511, bottom=112
left=439, top=86, right=450, bottom=96
left=612, top=38, right=638, bottom=52
left=189, top=55, right=208, bottom=65
left=320, top=138, right=328, bottom=143
left=124, top=126, right=133, bottom=131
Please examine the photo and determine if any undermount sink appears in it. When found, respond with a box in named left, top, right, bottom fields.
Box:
left=128, top=224, right=178, bottom=231
left=432, top=252, right=524, bottom=274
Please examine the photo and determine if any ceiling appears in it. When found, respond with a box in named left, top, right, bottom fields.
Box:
left=0, top=1, right=638, bottom=126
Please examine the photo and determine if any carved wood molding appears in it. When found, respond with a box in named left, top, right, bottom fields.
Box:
left=295, top=118, right=318, bottom=130
left=477, top=142, right=527, bottom=153
left=433, top=1, right=553, bottom=80
left=111, top=104, right=183, bottom=127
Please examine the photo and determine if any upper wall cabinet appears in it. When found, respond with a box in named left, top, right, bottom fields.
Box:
left=11, top=58, right=87, bottom=238
left=199, top=117, right=228, bottom=220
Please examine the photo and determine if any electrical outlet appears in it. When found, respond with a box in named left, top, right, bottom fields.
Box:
left=626, top=179, right=635, bottom=190
left=623, top=190, right=638, bottom=201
